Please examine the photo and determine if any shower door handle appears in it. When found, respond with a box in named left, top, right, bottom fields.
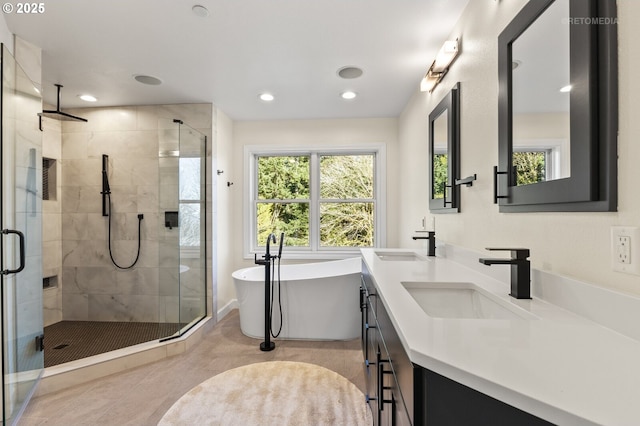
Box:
left=1, top=229, right=26, bottom=275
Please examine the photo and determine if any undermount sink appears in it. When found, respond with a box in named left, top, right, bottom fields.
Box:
left=401, top=281, right=535, bottom=320
left=375, top=251, right=429, bottom=261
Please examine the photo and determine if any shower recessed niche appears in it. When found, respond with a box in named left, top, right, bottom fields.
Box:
left=42, top=275, right=58, bottom=289
left=42, top=157, right=57, bottom=201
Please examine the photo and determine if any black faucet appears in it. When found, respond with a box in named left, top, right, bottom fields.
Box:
left=257, top=233, right=277, bottom=265
left=255, top=233, right=277, bottom=266
left=412, top=231, right=436, bottom=256
left=479, top=248, right=531, bottom=299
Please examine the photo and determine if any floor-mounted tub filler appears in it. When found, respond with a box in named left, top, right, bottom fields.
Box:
left=232, top=257, right=361, bottom=340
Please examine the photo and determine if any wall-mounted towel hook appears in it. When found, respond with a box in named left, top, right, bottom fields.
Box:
left=217, top=170, right=224, bottom=175
left=227, top=181, right=234, bottom=187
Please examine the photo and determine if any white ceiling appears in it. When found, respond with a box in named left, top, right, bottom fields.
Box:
left=4, top=0, right=470, bottom=121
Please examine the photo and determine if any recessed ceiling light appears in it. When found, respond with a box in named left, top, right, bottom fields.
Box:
left=192, top=5, right=209, bottom=17
left=559, top=85, right=572, bottom=93
left=259, top=93, right=275, bottom=102
left=133, top=74, right=163, bottom=85
left=337, top=66, right=363, bottom=79
left=341, top=91, right=357, bottom=100
left=78, top=94, right=97, bottom=102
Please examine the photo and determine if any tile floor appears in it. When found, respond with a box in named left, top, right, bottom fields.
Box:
left=18, top=310, right=366, bottom=425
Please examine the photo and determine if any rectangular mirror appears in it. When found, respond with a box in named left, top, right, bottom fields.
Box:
left=429, top=83, right=460, bottom=213
left=512, top=0, right=570, bottom=186
left=497, top=0, right=617, bottom=212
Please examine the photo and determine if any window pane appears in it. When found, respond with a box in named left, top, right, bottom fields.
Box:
left=320, top=202, right=373, bottom=247
left=179, top=203, right=201, bottom=247
left=179, top=157, right=201, bottom=200
left=257, top=156, right=309, bottom=200
left=320, top=155, right=373, bottom=199
left=513, top=151, right=546, bottom=186
left=433, top=153, right=447, bottom=199
left=257, top=202, right=309, bottom=247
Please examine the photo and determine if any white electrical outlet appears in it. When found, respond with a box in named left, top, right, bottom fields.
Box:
left=611, top=227, right=640, bottom=275
left=617, top=236, right=630, bottom=264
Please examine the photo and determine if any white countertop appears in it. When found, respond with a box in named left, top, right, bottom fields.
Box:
left=361, top=248, right=640, bottom=426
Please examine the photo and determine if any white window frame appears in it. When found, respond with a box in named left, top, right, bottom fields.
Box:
left=244, top=144, right=386, bottom=260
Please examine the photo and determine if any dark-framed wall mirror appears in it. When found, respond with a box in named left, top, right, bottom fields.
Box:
left=429, top=82, right=460, bottom=213
left=496, top=0, right=618, bottom=212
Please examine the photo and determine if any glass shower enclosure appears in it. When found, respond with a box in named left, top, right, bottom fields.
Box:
left=158, top=119, right=207, bottom=339
left=1, top=45, right=44, bottom=424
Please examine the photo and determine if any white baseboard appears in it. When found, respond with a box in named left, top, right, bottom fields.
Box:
left=217, top=299, right=238, bottom=320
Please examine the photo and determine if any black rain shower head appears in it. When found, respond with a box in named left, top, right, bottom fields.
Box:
left=38, top=84, right=88, bottom=122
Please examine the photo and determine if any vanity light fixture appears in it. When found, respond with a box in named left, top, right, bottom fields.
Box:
left=341, top=91, right=357, bottom=100
left=78, top=94, right=97, bottom=102
left=420, top=39, right=460, bottom=93
left=559, top=85, right=572, bottom=93
left=259, top=93, right=274, bottom=102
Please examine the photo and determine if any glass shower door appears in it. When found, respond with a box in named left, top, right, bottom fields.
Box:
left=176, top=122, right=207, bottom=331
left=0, top=45, right=44, bottom=423
left=158, top=119, right=206, bottom=340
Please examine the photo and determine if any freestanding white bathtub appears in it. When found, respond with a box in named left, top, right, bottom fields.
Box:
left=232, top=257, right=361, bottom=340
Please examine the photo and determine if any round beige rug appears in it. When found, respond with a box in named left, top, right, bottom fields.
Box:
left=158, top=361, right=372, bottom=425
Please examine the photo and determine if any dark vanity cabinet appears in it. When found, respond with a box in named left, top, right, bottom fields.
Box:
left=361, top=266, right=412, bottom=426
left=360, top=262, right=554, bottom=426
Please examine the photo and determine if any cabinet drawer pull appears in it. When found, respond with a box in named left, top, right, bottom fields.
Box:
left=377, top=351, right=390, bottom=411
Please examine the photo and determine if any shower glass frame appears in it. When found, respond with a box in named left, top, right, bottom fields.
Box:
left=0, top=44, right=44, bottom=424
left=158, top=119, right=207, bottom=341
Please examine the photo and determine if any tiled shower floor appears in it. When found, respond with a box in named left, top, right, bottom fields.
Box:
left=44, top=321, right=181, bottom=367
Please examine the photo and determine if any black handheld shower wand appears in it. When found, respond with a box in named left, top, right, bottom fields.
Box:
left=102, top=154, right=144, bottom=269
left=278, top=232, right=284, bottom=259
left=101, top=155, right=110, bottom=217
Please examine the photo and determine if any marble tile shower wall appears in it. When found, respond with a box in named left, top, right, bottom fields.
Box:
left=60, top=104, right=212, bottom=323
left=42, top=115, right=63, bottom=326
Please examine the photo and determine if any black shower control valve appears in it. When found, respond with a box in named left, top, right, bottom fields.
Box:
left=165, top=211, right=179, bottom=229
left=35, top=334, right=44, bottom=352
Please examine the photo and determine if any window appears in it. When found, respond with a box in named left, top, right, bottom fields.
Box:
left=179, top=157, right=202, bottom=248
left=513, top=150, right=548, bottom=186
left=246, top=146, right=385, bottom=258
left=256, top=155, right=310, bottom=246
left=512, top=139, right=567, bottom=186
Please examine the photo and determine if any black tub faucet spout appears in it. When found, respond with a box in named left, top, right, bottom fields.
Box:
left=266, top=233, right=277, bottom=259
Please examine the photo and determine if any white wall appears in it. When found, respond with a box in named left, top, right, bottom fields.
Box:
left=215, top=118, right=399, bottom=311
left=399, top=0, right=640, bottom=296
left=215, top=109, right=235, bottom=314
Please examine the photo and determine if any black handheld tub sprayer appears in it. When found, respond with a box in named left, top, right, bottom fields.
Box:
left=102, top=154, right=144, bottom=269
left=255, top=232, right=285, bottom=352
